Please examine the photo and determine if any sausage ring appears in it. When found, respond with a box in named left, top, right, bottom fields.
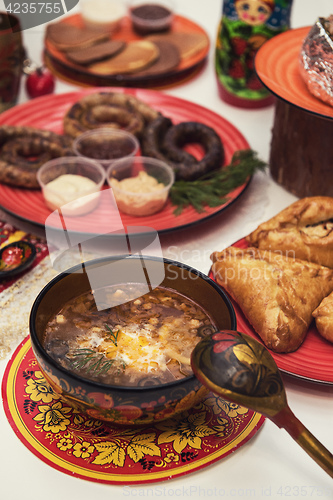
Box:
left=0, top=125, right=73, bottom=188
left=141, top=116, right=224, bottom=181
left=63, top=92, right=161, bottom=139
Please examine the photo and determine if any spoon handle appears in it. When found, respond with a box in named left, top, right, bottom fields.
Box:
left=272, top=406, right=333, bottom=479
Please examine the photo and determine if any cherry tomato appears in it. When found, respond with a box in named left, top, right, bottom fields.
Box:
left=25, top=67, right=55, bottom=99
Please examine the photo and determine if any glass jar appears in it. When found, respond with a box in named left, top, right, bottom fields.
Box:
left=0, top=12, right=24, bottom=112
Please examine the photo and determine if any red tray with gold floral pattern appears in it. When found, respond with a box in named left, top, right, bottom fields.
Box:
left=2, top=337, right=264, bottom=484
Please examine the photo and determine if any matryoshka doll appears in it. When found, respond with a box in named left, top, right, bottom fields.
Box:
left=215, top=0, right=293, bottom=107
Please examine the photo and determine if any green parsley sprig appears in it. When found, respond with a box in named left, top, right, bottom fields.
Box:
left=169, top=149, right=267, bottom=215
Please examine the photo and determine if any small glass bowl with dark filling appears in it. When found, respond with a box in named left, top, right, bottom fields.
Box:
left=73, top=128, right=140, bottom=170
left=128, top=0, right=174, bottom=34
left=0, top=240, right=36, bottom=279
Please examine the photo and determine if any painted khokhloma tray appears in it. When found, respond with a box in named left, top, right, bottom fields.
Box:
left=2, top=337, right=264, bottom=484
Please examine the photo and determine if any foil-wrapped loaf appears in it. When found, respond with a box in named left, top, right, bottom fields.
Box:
left=299, top=16, right=333, bottom=107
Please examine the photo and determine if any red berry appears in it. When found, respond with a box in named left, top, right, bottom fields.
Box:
left=228, top=60, right=245, bottom=79
left=231, top=37, right=248, bottom=56
left=25, top=67, right=55, bottom=99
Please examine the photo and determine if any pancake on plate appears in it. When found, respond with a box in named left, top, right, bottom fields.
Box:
left=146, top=31, right=209, bottom=59
left=134, top=40, right=180, bottom=76
left=45, top=22, right=108, bottom=51
left=66, top=40, right=126, bottom=66
left=89, top=40, right=159, bottom=75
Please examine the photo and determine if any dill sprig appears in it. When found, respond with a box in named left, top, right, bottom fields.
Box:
left=70, top=348, right=114, bottom=375
left=105, top=325, right=121, bottom=346
left=169, top=149, right=267, bottom=215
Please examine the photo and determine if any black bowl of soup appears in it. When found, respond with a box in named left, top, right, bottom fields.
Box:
left=29, top=255, right=236, bottom=426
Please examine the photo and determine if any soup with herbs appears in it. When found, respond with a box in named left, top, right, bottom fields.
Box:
left=43, top=284, right=216, bottom=387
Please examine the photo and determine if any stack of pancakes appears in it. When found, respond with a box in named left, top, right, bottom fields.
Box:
left=45, top=22, right=208, bottom=77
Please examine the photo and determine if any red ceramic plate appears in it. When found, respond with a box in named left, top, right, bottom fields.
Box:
left=255, top=26, right=333, bottom=120
left=209, top=238, right=333, bottom=385
left=0, top=88, right=250, bottom=235
left=44, top=14, right=209, bottom=89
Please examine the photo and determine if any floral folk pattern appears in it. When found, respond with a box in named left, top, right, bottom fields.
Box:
left=21, top=363, right=252, bottom=472
left=2, top=339, right=265, bottom=483
left=0, top=221, right=49, bottom=292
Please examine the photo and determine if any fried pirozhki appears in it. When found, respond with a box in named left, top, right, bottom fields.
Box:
left=211, top=246, right=333, bottom=353
left=313, top=292, right=333, bottom=343
left=246, top=196, right=333, bottom=268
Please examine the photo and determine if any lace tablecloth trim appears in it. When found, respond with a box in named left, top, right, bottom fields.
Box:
left=0, top=256, right=58, bottom=359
